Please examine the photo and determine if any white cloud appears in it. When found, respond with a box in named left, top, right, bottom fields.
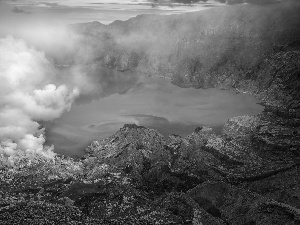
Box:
left=0, top=36, right=79, bottom=162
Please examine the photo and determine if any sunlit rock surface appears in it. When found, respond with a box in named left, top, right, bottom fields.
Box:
left=2, top=119, right=300, bottom=224
left=1, top=0, right=300, bottom=224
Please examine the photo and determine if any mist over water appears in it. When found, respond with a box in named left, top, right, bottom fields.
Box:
left=45, top=70, right=264, bottom=156
left=0, top=0, right=270, bottom=161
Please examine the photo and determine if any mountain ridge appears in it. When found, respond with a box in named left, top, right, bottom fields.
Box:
left=1, top=1, right=300, bottom=224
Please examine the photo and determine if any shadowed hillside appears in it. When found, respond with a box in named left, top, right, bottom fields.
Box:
left=1, top=1, right=300, bottom=224
left=71, top=0, right=300, bottom=91
left=69, top=0, right=300, bottom=116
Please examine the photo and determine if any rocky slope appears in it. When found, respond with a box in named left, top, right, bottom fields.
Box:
left=1, top=0, right=300, bottom=224
left=1, top=121, right=300, bottom=224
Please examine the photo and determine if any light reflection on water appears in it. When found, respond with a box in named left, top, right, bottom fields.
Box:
left=44, top=71, right=264, bottom=156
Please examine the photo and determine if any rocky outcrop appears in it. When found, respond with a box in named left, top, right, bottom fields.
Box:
left=1, top=1, right=300, bottom=224
left=187, top=181, right=300, bottom=224
left=79, top=117, right=300, bottom=223
left=1, top=119, right=299, bottom=224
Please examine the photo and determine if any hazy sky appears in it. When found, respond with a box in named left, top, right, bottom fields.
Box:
left=0, top=0, right=224, bottom=28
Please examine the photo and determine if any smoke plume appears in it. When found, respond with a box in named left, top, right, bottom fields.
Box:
left=0, top=36, right=80, bottom=165
left=0, top=22, right=140, bottom=166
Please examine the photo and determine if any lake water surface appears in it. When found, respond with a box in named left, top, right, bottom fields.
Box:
left=44, top=70, right=264, bottom=156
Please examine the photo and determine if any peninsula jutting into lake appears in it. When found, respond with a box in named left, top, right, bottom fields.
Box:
left=1, top=0, right=300, bottom=224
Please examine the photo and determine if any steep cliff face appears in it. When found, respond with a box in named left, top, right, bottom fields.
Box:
left=72, top=0, right=300, bottom=90
left=1, top=1, right=300, bottom=224
left=73, top=0, right=300, bottom=166
left=73, top=1, right=300, bottom=223
left=71, top=3, right=300, bottom=160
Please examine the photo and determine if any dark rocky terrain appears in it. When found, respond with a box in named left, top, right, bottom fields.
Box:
left=1, top=0, right=300, bottom=224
